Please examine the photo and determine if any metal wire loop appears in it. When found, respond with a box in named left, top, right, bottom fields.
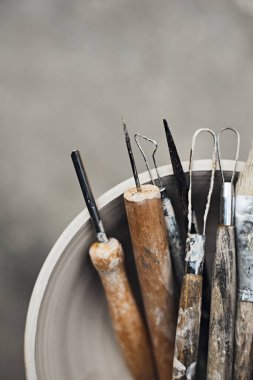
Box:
left=134, top=133, right=163, bottom=189
left=217, top=127, right=240, bottom=185
left=188, top=128, right=217, bottom=236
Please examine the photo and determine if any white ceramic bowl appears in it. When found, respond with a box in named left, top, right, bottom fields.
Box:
left=25, top=160, right=244, bottom=380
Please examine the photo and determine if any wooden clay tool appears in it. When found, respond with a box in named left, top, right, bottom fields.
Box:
left=134, top=133, right=184, bottom=292
left=172, top=128, right=217, bottom=380
left=234, top=144, right=253, bottom=380
left=122, top=121, right=176, bottom=380
left=71, top=150, right=156, bottom=380
left=206, top=128, right=240, bottom=380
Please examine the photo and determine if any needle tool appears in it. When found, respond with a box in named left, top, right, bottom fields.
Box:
left=71, top=150, right=156, bottom=380
left=163, top=118, right=199, bottom=235
left=134, top=133, right=184, bottom=292
left=122, top=125, right=176, bottom=379
left=172, top=129, right=217, bottom=380
left=122, top=118, right=141, bottom=192
left=234, top=143, right=253, bottom=380
left=207, top=127, right=240, bottom=380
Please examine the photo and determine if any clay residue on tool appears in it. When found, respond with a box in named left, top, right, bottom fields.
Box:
left=173, top=274, right=202, bottom=380
left=90, top=238, right=124, bottom=272
left=234, top=301, right=253, bottom=379
left=124, top=184, right=161, bottom=202
left=90, top=238, right=156, bottom=380
left=185, top=234, right=205, bottom=275
left=207, top=226, right=236, bottom=379
left=235, top=196, right=253, bottom=301
left=162, top=195, right=185, bottom=288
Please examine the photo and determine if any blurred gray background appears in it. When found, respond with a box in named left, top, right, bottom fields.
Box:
left=1, top=0, right=253, bottom=378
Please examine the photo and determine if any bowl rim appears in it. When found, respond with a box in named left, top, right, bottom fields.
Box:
left=24, top=159, right=244, bottom=380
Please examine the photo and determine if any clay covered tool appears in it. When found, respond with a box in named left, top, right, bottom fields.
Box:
left=163, top=119, right=199, bottom=235
left=134, top=133, right=184, bottom=292
left=172, top=128, right=217, bottom=380
left=234, top=144, right=253, bottom=380
left=71, top=150, right=156, bottom=380
left=123, top=123, right=176, bottom=380
left=207, top=127, right=240, bottom=380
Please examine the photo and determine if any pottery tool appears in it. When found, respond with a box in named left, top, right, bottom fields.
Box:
left=233, top=144, right=253, bottom=380
left=122, top=118, right=141, bottom=192
left=71, top=150, right=156, bottom=380
left=163, top=119, right=199, bottom=235
left=172, top=128, right=217, bottom=380
left=134, top=133, right=184, bottom=291
left=123, top=123, right=176, bottom=380
left=206, top=127, right=240, bottom=380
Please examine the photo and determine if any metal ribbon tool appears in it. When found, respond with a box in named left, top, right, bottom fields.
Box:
left=172, top=128, right=217, bottom=380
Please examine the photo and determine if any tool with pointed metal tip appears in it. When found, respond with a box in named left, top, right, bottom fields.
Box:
left=207, top=127, right=240, bottom=380
left=123, top=133, right=177, bottom=379
left=234, top=143, right=253, bottom=380
left=163, top=119, right=199, bottom=234
left=122, top=119, right=142, bottom=192
left=134, top=133, right=184, bottom=292
left=71, top=150, right=108, bottom=243
left=172, top=129, right=217, bottom=380
left=71, top=150, right=156, bottom=380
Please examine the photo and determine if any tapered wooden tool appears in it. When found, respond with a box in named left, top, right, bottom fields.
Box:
left=134, top=133, right=184, bottom=293
left=207, top=127, right=240, bottom=380
left=234, top=144, right=253, bottom=380
left=207, top=225, right=236, bottom=379
left=71, top=150, right=156, bottom=380
left=124, top=184, right=176, bottom=380
left=172, top=129, right=217, bottom=380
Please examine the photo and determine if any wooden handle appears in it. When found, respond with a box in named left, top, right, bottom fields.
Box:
left=233, top=301, right=253, bottom=380
left=89, top=237, right=156, bottom=380
left=172, top=273, right=202, bottom=380
left=124, top=184, right=176, bottom=380
left=206, top=225, right=236, bottom=380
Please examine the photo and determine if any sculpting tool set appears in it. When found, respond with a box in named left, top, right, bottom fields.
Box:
left=70, top=120, right=253, bottom=379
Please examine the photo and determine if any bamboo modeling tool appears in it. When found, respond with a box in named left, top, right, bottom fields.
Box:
left=172, top=128, right=217, bottom=380
left=122, top=121, right=176, bottom=380
left=233, top=144, right=253, bottom=380
left=134, top=133, right=184, bottom=292
left=163, top=119, right=199, bottom=235
left=206, top=128, right=239, bottom=380
left=71, top=150, right=156, bottom=380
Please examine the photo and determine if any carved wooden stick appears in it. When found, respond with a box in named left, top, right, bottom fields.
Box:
left=90, top=238, right=156, bottom=380
left=206, top=225, right=236, bottom=380
left=124, top=184, right=176, bottom=380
